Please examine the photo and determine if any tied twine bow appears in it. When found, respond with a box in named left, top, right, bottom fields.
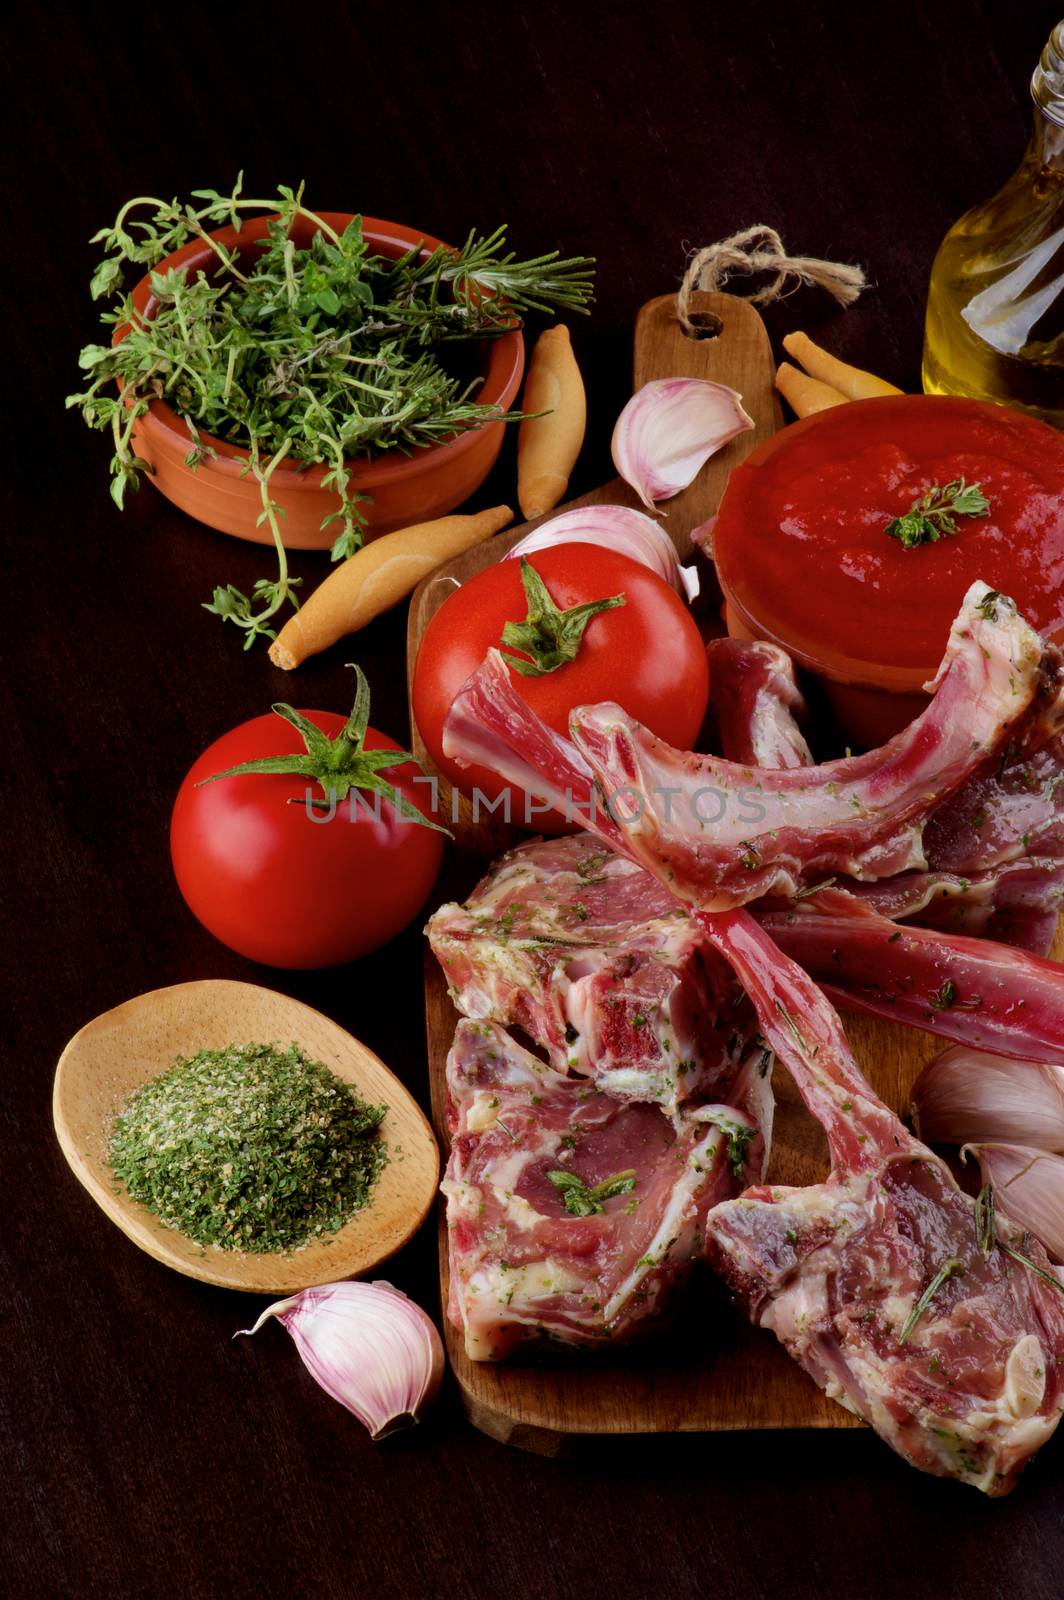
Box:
left=677, top=225, right=867, bottom=334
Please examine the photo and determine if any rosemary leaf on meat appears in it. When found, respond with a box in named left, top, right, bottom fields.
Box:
left=898, top=1256, right=966, bottom=1345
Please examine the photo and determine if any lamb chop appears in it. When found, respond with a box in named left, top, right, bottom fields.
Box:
left=700, top=908, right=1064, bottom=1495
left=443, top=584, right=1064, bottom=910
left=441, top=591, right=1064, bottom=1486
left=428, top=835, right=751, bottom=1116
left=925, top=735, right=1064, bottom=875
left=442, top=1018, right=772, bottom=1360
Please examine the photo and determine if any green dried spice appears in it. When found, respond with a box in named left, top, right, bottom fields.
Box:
left=109, top=1041, right=387, bottom=1253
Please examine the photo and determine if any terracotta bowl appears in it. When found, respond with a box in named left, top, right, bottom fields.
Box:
left=714, top=395, right=1064, bottom=747
left=120, top=214, right=525, bottom=547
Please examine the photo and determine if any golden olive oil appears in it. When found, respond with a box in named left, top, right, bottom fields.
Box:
left=923, top=22, right=1064, bottom=427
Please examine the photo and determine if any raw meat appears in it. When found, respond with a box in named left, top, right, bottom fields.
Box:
left=428, top=835, right=750, bottom=1115
left=443, top=584, right=1064, bottom=910
left=925, top=736, right=1064, bottom=874
left=442, top=1018, right=772, bottom=1359
left=834, top=858, right=1064, bottom=956
left=705, top=637, right=812, bottom=769
left=699, top=908, right=1064, bottom=1495
left=760, top=887, right=1064, bottom=1065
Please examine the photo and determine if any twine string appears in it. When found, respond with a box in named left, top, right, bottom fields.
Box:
left=677, top=225, right=867, bottom=334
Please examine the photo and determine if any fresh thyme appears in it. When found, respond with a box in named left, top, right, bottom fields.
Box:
left=109, top=1041, right=387, bottom=1253
left=547, top=1167, right=637, bottom=1217
left=884, top=478, right=990, bottom=550
left=69, top=177, right=594, bottom=647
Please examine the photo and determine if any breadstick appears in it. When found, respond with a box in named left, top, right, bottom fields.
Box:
left=775, top=362, right=849, bottom=418
left=517, top=325, right=586, bottom=519
left=782, top=331, right=903, bottom=400
left=269, top=505, right=513, bottom=670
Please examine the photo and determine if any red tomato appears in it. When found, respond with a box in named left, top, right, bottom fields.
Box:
left=413, top=545, right=709, bottom=831
left=170, top=711, right=443, bottom=969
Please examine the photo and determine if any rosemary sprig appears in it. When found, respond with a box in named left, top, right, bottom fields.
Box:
left=68, top=177, right=594, bottom=645
left=972, top=1181, right=1064, bottom=1297
left=884, top=478, right=991, bottom=550
left=898, top=1256, right=966, bottom=1345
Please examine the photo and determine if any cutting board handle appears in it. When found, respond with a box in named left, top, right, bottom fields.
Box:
left=630, top=290, right=781, bottom=558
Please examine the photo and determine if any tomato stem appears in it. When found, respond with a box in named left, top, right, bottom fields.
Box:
left=499, top=558, right=626, bottom=677
left=197, top=663, right=450, bottom=833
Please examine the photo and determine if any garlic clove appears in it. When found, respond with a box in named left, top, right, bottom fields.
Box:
left=911, top=1048, right=1064, bottom=1153
left=964, top=1143, right=1064, bottom=1263
left=506, top=503, right=699, bottom=600
left=611, top=379, right=754, bottom=510
left=238, top=1280, right=444, bottom=1439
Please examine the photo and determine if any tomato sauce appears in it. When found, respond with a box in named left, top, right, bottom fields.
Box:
left=714, top=397, right=1064, bottom=687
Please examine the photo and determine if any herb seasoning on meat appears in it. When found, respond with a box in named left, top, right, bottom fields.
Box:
left=109, top=1042, right=387, bottom=1252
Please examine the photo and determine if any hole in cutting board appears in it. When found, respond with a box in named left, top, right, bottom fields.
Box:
left=682, top=310, right=723, bottom=340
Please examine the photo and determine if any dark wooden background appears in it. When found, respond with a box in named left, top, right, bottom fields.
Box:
left=3, top=3, right=1061, bottom=1596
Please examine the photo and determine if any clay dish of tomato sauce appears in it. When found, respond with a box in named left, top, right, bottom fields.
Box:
left=713, top=395, right=1064, bottom=747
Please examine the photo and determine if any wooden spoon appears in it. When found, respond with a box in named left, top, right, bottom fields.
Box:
left=53, top=979, right=439, bottom=1294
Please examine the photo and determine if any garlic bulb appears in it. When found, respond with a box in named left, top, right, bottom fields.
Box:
left=506, top=503, right=699, bottom=600
left=611, top=379, right=754, bottom=510
left=965, top=1143, right=1064, bottom=1263
left=911, top=1048, right=1064, bottom=1152
left=238, top=1280, right=444, bottom=1439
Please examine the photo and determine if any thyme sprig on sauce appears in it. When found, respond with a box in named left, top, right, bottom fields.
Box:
left=68, top=177, right=594, bottom=647
left=884, top=478, right=991, bottom=550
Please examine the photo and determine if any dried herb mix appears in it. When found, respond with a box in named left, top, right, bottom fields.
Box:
left=109, top=1041, right=387, bottom=1253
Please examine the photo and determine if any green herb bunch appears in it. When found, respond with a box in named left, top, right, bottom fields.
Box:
left=68, top=177, right=595, bottom=647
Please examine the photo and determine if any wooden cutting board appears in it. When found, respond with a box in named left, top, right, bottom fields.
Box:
left=405, top=291, right=948, bottom=1452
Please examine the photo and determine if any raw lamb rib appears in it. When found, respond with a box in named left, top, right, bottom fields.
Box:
left=700, top=909, right=1064, bottom=1495
left=442, top=1018, right=771, bottom=1359
left=704, top=637, right=812, bottom=770
left=925, top=735, right=1064, bottom=875
left=760, top=887, right=1064, bottom=1064
left=833, top=857, right=1064, bottom=956
left=428, top=835, right=751, bottom=1115
left=443, top=584, right=1064, bottom=910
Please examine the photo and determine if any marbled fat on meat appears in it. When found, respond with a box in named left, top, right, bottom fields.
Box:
left=428, top=836, right=750, bottom=1116
left=443, top=1019, right=771, bottom=1359
left=701, top=910, right=1064, bottom=1496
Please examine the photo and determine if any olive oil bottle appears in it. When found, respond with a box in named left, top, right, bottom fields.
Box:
left=922, top=21, right=1064, bottom=427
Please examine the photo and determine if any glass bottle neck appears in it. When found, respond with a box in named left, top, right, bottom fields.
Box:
left=1031, top=20, right=1064, bottom=171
